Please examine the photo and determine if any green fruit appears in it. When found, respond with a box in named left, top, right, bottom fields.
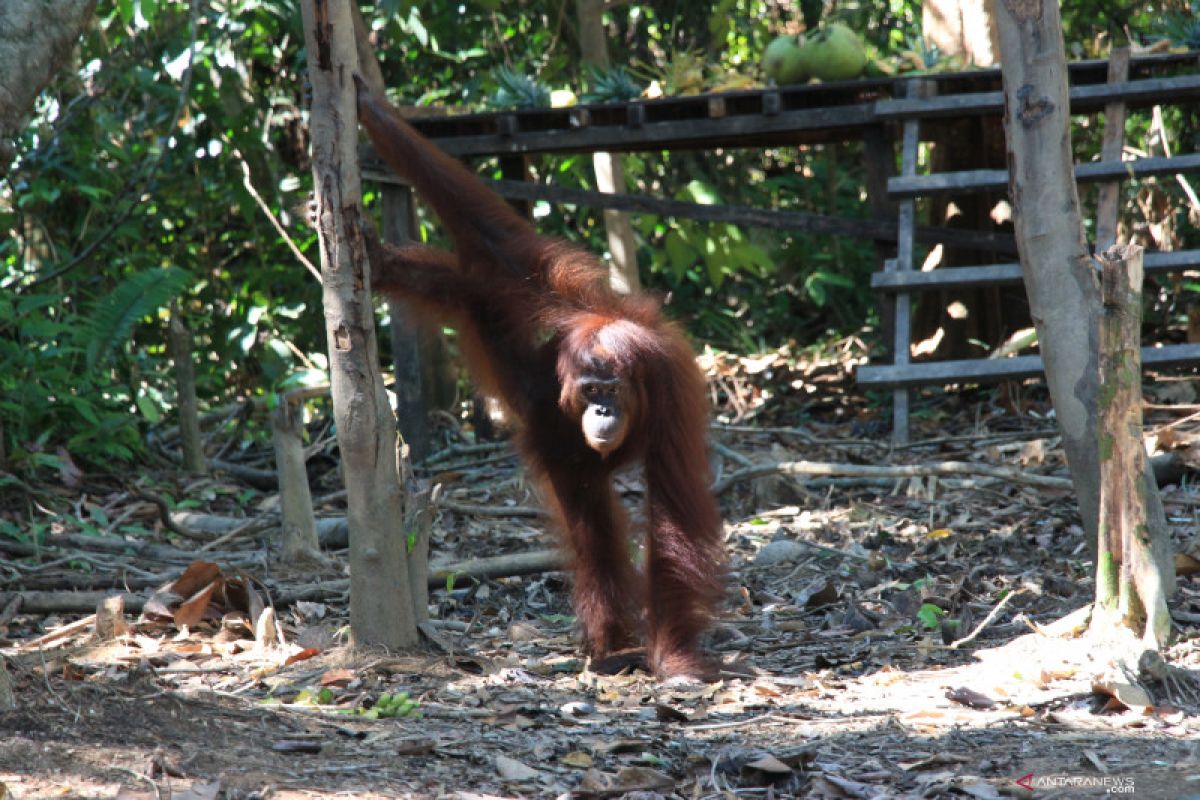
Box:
left=763, top=35, right=810, bottom=85
left=802, top=23, right=866, bottom=81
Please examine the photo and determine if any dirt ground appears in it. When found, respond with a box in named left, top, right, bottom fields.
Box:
left=2, top=365, right=1200, bottom=799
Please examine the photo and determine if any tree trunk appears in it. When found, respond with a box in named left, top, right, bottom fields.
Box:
left=271, top=396, right=321, bottom=563
left=576, top=0, right=641, bottom=293
left=995, top=0, right=1173, bottom=594
left=0, top=0, right=97, bottom=177
left=299, top=0, right=418, bottom=649
left=922, top=0, right=999, bottom=68
left=169, top=314, right=207, bottom=476
left=995, top=0, right=1100, bottom=546
left=1096, top=245, right=1171, bottom=649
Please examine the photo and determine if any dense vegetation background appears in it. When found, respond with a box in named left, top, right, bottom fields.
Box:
left=1, top=0, right=1196, bottom=483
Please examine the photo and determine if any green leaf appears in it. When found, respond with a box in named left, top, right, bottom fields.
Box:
left=917, top=603, right=945, bottom=630
left=681, top=180, right=721, bottom=205
left=135, top=393, right=163, bottom=424
left=664, top=230, right=695, bottom=276
left=82, top=267, right=192, bottom=369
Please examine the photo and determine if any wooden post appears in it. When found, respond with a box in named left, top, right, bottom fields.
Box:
left=499, top=155, right=532, bottom=217
left=1094, top=47, right=1130, bottom=251
left=889, top=80, right=926, bottom=444
left=169, top=314, right=207, bottom=475
left=271, top=391, right=321, bottom=563
left=381, top=184, right=432, bottom=463
left=1097, top=244, right=1170, bottom=648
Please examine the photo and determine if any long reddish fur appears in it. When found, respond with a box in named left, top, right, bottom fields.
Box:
left=355, top=79, right=723, bottom=677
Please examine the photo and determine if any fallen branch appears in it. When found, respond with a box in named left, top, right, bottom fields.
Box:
left=440, top=501, right=546, bottom=519
left=2, top=592, right=145, bottom=618
left=712, top=459, right=1073, bottom=495
left=428, top=549, right=561, bottom=585
left=274, top=549, right=565, bottom=606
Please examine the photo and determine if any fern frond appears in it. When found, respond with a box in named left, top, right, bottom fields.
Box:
left=83, top=267, right=192, bottom=368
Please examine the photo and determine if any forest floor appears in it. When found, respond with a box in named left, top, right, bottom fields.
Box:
left=2, top=346, right=1200, bottom=799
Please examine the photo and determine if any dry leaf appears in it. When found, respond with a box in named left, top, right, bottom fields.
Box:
left=284, top=647, right=321, bottom=666
left=1093, top=678, right=1153, bottom=713
left=168, top=561, right=223, bottom=600
left=745, top=754, right=792, bottom=774
left=174, top=579, right=221, bottom=629
left=561, top=751, right=593, bottom=768
left=495, top=754, right=540, bottom=782
left=319, top=668, right=355, bottom=687
left=611, top=766, right=673, bottom=792
left=945, top=686, right=996, bottom=710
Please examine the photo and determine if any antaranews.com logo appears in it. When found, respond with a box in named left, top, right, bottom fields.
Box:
left=1015, top=774, right=1136, bottom=793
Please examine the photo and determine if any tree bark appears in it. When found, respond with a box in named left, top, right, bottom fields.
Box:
left=169, top=314, right=207, bottom=475
left=299, top=0, right=417, bottom=649
left=271, top=397, right=321, bottom=563
left=0, top=0, right=97, bottom=177
left=995, top=0, right=1173, bottom=593
left=575, top=0, right=641, bottom=293
left=1097, top=245, right=1171, bottom=649
left=922, top=0, right=999, bottom=68
left=995, top=0, right=1100, bottom=545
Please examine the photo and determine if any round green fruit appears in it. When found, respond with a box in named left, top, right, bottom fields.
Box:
left=803, top=23, right=867, bottom=82
left=763, top=35, right=809, bottom=85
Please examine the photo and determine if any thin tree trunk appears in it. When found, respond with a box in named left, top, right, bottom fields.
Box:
left=271, top=396, right=321, bottom=563
left=576, top=0, right=641, bottom=293
left=169, top=314, right=207, bottom=475
left=299, top=0, right=417, bottom=649
left=995, top=0, right=1101, bottom=546
left=1097, top=245, right=1171, bottom=649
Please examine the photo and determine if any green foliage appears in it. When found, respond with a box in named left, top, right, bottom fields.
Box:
left=1155, top=1, right=1200, bottom=48
left=0, top=0, right=1186, bottom=476
left=581, top=66, right=643, bottom=104
left=84, top=267, right=192, bottom=369
left=916, top=602, right=946, bottom=630
left=487, top=66, right=551, bottom=109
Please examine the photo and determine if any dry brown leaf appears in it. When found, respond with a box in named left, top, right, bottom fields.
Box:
left=174, top=579, right=221, bottom=629
left=945, top=686, right=996, bottom=710
left=284, top=647, right=321, bottom=666
left=611, top=765, right=674, bottom=792
left=169, top=561, right=223, bottom=600
left=1093, top=677, right=1153, bottom=713
left=319, top=668, right=355, bottom=687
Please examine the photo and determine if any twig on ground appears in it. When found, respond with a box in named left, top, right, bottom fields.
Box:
left=949, top=589, right=1024, bottom=650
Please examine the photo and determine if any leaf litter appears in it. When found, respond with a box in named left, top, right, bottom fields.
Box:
left=1, top=346, right=1200, bottom=797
